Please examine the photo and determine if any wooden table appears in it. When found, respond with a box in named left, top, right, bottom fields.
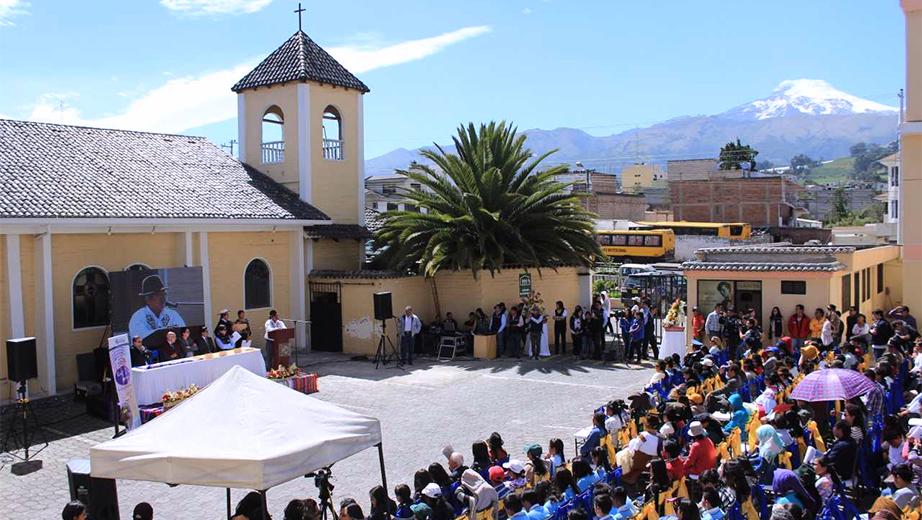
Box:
left=473, top=334, right=497, bottom=360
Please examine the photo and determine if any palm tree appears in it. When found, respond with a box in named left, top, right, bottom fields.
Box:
left=375, top=121, right=603, bottom=278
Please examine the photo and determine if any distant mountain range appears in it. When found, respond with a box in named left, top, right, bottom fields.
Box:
left=365, top=79, right=899, bottom=176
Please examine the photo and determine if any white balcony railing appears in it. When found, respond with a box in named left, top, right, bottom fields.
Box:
left=261, top=141, right=285, bottom=164
left=323, top=138, right=344, bottom=161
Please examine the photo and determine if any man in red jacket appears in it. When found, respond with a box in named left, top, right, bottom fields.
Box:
left=683, top=421, right=716, bottom=478
left=787, top=304, right=811, bottom=351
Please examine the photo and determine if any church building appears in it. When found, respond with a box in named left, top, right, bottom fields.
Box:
left=0, top=29, right=372, bottom=399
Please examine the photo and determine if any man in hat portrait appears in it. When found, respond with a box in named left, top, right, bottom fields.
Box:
left=129, top=274, right=186, bottom=340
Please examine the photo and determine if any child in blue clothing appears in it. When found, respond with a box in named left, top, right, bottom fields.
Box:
left=629, top=311, right=645, bottom=364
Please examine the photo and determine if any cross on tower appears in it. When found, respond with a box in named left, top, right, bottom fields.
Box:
left=295, top=2, right=305, bottom=31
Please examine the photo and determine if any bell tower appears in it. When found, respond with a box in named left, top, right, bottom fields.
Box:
left=232, top=30, right=369, bottom=226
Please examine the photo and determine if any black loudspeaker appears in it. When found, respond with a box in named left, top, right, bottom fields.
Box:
left=373, top=292, right=393, bottom=321
left=6, top=337, right=38, bottom=383
left=67, top=459, right=120, bottom=520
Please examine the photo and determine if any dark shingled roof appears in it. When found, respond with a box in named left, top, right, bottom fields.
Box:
left=364, top=207, right=383, bottom=232
left=0, top=119, right=330, bottom=221
left=309, top=269, right=416, bottom=280
left=232, top=31, right=369, bottom=93
left=682, top=261, right=846, bottom=272
left=304, top=224, right=374, bottom=240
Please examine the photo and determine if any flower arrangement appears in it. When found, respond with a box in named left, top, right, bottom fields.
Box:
left=161, top=383, right=200, bottom=408
left=663, top=298, right=686, bottom=329
left=267, top=363, right=301, bottom=380
left=521, top=290, right=546, bottom=316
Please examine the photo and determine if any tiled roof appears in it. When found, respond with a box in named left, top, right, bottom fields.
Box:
left=698, top=245, right=855, bottom=255
left=364, top=208, right=384, bottom=232
left=304, top=224, right=374, bottom=240
left=0, top=119, right=330, bottom=222
left=682, top=261, right=846, bottom=272
left=309, top=269, right=416, bottom=280
left=232, top=31, right=369, bottom=93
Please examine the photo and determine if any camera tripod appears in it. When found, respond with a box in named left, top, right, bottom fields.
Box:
left=1, top=380, right=49, bottom=475
left=306, top=467, right=338, bottom=520
left=373, top=318, right=403, bottom=370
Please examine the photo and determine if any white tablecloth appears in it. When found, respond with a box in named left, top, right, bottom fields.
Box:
left=660, top=329, right=687, bottom=363
left=132, top=349, right=267, bottom=405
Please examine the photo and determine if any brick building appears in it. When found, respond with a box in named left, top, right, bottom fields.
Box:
left=556, top=171, right=646, bottom=221
left=669, top=176, right=804, bottom=226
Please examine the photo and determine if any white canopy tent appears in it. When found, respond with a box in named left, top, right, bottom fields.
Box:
left=90, top=365, right=385, bottom=516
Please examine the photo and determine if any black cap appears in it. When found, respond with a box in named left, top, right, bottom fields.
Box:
left=138, top=275, right=167, bottom=297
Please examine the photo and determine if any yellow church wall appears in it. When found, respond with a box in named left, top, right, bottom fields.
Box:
left=243, top=83, right=302, bottom=195
left=50, top=233, right=181, bottom=390
left=312, top=239, right=361, bottom=271
left=0, top=237, right=7, bottom=398
left=310, top=86, right=361, bottom=224
left=207, top=231, right=292, bottom=341
left=0, top=236, right=41, bottom=400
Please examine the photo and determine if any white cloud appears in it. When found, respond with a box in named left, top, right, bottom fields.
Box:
left=25, top=26, right=490, bottom=134
left=328, top=25, right=491, bottom=74
left=0, top=0, right=29, bottom=26
left=160, top=0, right=272, bottom=16
left=522, top=8, right=532, bottom=15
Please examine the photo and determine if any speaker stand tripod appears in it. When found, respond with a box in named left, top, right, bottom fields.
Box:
left=373, top=319, right=403, bottom=370
left=2, top=380, right=49, bottom=475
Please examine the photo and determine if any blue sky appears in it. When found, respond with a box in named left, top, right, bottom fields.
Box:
left=0, top=0, right=907, bottom=159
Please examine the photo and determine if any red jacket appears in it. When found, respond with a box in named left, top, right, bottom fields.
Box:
left=787, top=314, right=811, bottom=340
left=683, top=437, right=716, bottom=476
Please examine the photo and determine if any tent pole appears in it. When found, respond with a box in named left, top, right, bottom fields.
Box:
left=376, top=442, right=388, bottom=490
left=226, top=488, right=232, bottom=519
left=260, top=490, right=269, bottom=520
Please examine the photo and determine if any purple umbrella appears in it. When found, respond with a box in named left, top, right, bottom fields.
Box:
left=790, top=368, right=878, bottom=402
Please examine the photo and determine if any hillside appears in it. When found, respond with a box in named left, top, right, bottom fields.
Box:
left=365, top=80, right=899, bottom=177
left=803, top=156, right=857, bottom=185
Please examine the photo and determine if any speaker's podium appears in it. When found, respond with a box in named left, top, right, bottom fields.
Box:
left=267, top=328, right=295, bottom=368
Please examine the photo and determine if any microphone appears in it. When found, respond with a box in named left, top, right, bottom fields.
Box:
left=164, top=300, right=205, bottom=308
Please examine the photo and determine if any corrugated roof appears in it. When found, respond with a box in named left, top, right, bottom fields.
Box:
left=698, top=245, right=855, bottom=255
left=309, top=269, right=416, bottom=279
left=0, top=119, right=330, bottom=222
left=232, top=31, right=369, bottom=93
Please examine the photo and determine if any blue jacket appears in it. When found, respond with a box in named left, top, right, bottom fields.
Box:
left=580, top=426, right=603, bottom=457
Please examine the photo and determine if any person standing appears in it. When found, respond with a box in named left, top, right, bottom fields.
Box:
left=788, top=304, right=810, bottom=350
left=723, top=307, right=741, bottom=360
left=491, top=304, right=507, bottom=357
left=601, top=291, right=614, bottom=338
left=264, top=310, right=287, bottom=369
left=870, top=309, right=893, bottom=360
left=810, top=308, right=826, bottom=344
left=552, top=301, right=568, bottom=355
left=629, top=310, right=645, bottom=364
left=234, top=310, right=252, bottom=335
left=692, top=307, right=705, bottom=344
left=528, top=305, right=544, bottom=360
left=570, top=306, right=585, bottom=359
left=589, top=302, right=604, bottom=360
left=705, top=304, right=724, bottom=344
left=845, top=306, right=858, bottom=344
left=767, top=307, right=783, bottom=341
left=215, top=309, right=233, bottom=337
left=507, top=307, right=525, bottom=359
left=399, top=306, right=422, bottom=365
left=642, top=299, right=657, bottom=360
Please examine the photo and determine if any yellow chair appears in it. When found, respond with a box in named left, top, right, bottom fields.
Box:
left=747, top=415, right=761, bottom=452
left=629, top=420, right=638, bottom=438
left=742, top=497, right=760, bottom=520
left=600, top=435, right=618, bottom=468
left=617, top=427, right=631, bottom=448
left=476, top=510, right=493, bottom=520
left=805, top=420, right=826, bottom=453
left=717, top=441, right=731, bottom=462
left=729, top=427, right=742, bottom=457
left=778, top=450, right=793, bottom=470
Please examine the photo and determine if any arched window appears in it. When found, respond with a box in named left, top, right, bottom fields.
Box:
left=73, top=267, right=110, bottom=329
left=244, top=259, right=272, bottom=310
left=125, top=263, right=150, bottom=272
left=261, top=105, right=285, bottom=164
left=322, top=106, right=343, bottom=161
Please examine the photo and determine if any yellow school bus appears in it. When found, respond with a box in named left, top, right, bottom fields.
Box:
left=633, top=221, right=752, bottom=240
left=595, top=229, right=675, bottom=263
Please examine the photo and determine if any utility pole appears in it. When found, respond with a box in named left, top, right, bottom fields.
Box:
left=899, top=88, right=905, bottom=124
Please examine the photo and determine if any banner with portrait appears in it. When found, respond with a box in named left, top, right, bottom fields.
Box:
left=109, top=267, right=205, bottom=347
left=107, top=333, right=141, bottom=430
left=697, top=280, right=734, bottom=312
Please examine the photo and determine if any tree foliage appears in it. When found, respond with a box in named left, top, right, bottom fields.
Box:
left=791, top=154, right=820, bottom=173
left=823, top=186, right=886, bottom=227
left=719, top=138, right=759, bottom=170
left=374, top=122, right=603, bottom=279
left=849, top=141, right=898, bottom=182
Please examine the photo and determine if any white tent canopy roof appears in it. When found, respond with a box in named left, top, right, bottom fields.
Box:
left=90, top=365, right=382, bottom=490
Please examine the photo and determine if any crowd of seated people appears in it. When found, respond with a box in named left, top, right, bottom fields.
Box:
left=85, top=302, right=920, bottom=520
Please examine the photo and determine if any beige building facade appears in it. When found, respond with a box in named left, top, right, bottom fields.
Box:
left=900, top=0, right=922, bottom=316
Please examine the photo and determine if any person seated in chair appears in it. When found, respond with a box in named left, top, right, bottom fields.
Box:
left=130, top=335, right=151, bottom=367
left=825, top=420, right=857, bottom=481
left=592, top=493, right=614, bottom=520
left=521, top=489, right=548, bottom=520
left=161, top=330, right=183, bottom=359
left=621, top=415, right=662, bottom=485
left=443, top=312, right=458, bottom=334
left=194, top=327, right=216, bottom=355
left=610, top=487, right=635, bottom=520
left=684, top=421, right=717, bottom=479
left=700, top=488, right=726, bottom=520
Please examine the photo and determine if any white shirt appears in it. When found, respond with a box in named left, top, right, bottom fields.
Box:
left=264, top=317, right=286, bottom=340
left=821, top=320, right=834, bottom=345
left=889, top=441, right=908, bottom=469
left=602, top=297, right=611, bottom=314
left=129, top=305, right=185, bottom=340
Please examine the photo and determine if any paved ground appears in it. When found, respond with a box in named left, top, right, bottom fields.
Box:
left=0, top=353, right=654, bottom=520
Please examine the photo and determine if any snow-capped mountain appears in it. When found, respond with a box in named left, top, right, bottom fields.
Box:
left=365, top=80, right=900, bottom=174
left=722, top=79, right=898, bottom=120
